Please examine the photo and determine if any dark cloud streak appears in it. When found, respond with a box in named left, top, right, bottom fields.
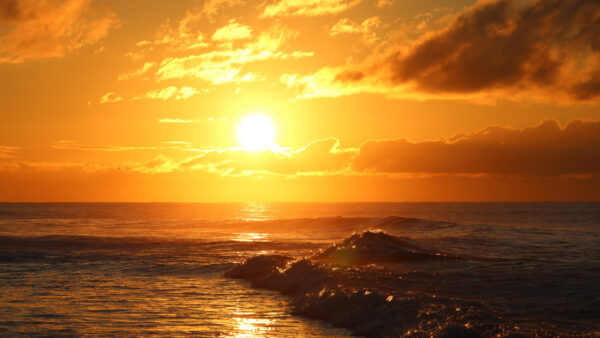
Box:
left=353, top=119, right=600, bottom=176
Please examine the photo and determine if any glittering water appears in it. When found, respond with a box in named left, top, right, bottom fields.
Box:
left=0, top=203, right=598, bottom=336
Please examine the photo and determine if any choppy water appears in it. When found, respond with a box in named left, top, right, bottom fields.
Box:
left=0, top=203, right=598, bottom=336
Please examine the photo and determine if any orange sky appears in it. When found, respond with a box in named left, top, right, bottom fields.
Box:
left=1, top=0, right=600, bottom=202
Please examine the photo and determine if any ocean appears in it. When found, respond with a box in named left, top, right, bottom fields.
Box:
left=0, top=202, right=598, bottom=337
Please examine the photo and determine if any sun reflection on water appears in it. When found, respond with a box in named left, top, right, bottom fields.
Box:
left=232, top=232, right=269, bottom=242
left=237, top=202, right=275, bottom=221
left=227, top=317, right=275, bottom=337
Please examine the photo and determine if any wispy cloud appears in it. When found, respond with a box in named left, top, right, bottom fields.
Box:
left=156, top=28, right=312, bottom=84
left=134, top=86, right=205, bottom=100
left=118, top=62, right=156, bottom=81
left=196, top=0, right=244, bottom=20
left=141, top=138, right=356, bottom=176
left=100, top=92, right=123, bottom=104
left=51, top=141, right=157, bottom=152
left=0, top=0, right=120, bottom=63
left=330, top=16, right=381, bottom=42
left=212, top=19, right=252, bottom=41
left=376, top=0, right=392, bottom=8
left=261, top=0, right=362, bottom=17
left=281, top=66, right=401, bottom=100
left=0, top=145, right=19, bottom=159
left=131, top=8, right=211, bottom=54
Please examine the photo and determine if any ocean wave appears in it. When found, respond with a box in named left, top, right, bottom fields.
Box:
left=224, top=231, right=597, bottom=337
left=224, top=231, right=484, bottom=337
left=312, top=231, right=459, bottom=265
left=242, top=215, right=461, bottom=232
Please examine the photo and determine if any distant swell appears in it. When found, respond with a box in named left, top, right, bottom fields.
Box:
left=0, top=235, right=322, bottom=265
left=0, top=235, right=322, bottom=250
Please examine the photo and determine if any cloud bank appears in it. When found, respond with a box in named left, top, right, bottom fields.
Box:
left=3, top=119, right=600, bottom=179
left=353, top=119, right=600, bottom=176
left=137, top=119, right=600, bottom=177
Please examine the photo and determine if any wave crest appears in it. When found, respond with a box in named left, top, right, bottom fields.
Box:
left=224, top=231, right=483, bottom=337
left=313, top=230, right=458, bottom=265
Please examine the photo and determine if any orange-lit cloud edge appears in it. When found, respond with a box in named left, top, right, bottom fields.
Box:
left=2, top=118, right=600, bottom=177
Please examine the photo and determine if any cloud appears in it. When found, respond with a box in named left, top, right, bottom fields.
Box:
left=134, top=86, right=204, bottom=100
left=131, top=0, right=244, bottom=53
left=330, top=16, right=381, bottom=44
left=123, top=119, right=600, bottom=178
left=0, top=0, right=119, bottom=63
left=51, top=141, right=158, bottom=152
left=198, top=0, right=244, bottom=19
left=118, top=62, right=156, bottom=81
left=134, top=154, right=181, bottom=173
left=286, top=0, right=600, bottom=102
left=353, top=119, right=600, bottom=176
left=6, top=119, right=600, bottom=181
left=176, top=138, right=356, bottom=176
left=0, top=145, right=18, bottom=159
left=157, top=54, right=258, bottom=84
left=0, top=160, right=114, bottom=173
left=382, top=0, right=600, bottom=99
left=156, top=29, right=312, bottom=84
left=100, top=92, right=123, bottom=103
left=212, top=19, right=252, bottom=41
left=131, top=11, right=210, bottom=54
left=376, top=0, right=392, bottom=8
left=261, top=0, right=362, bottom=17
left=281, top=66, right=400, bottom=100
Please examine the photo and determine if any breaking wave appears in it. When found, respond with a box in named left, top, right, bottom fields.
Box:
left=312, top=231, right=459, bottom=265
left=225, top=231, right=482, bottom=337
left=225, top=230, right=597, bottom=337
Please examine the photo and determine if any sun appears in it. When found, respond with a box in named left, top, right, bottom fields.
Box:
left=237, top=115, right=276, bottom=151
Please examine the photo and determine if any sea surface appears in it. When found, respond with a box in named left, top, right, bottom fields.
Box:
left=0, top=202, right=598, bottom=336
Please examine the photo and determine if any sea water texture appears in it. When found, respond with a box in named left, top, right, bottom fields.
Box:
left=0, top=203, right=598, bottom=337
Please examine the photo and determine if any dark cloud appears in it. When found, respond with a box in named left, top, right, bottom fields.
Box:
left=337, top=0, right=600, bottom=101
left=570, top=72, right=600, bottom=101
left=1, top=0, right=30, bottom=22
left=353, top=119, right=600, bottom=176
left=0, top=0, right=55, bottom=23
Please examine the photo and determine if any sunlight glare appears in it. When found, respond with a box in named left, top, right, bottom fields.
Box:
left=237, top=115, right=275, bottom=151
